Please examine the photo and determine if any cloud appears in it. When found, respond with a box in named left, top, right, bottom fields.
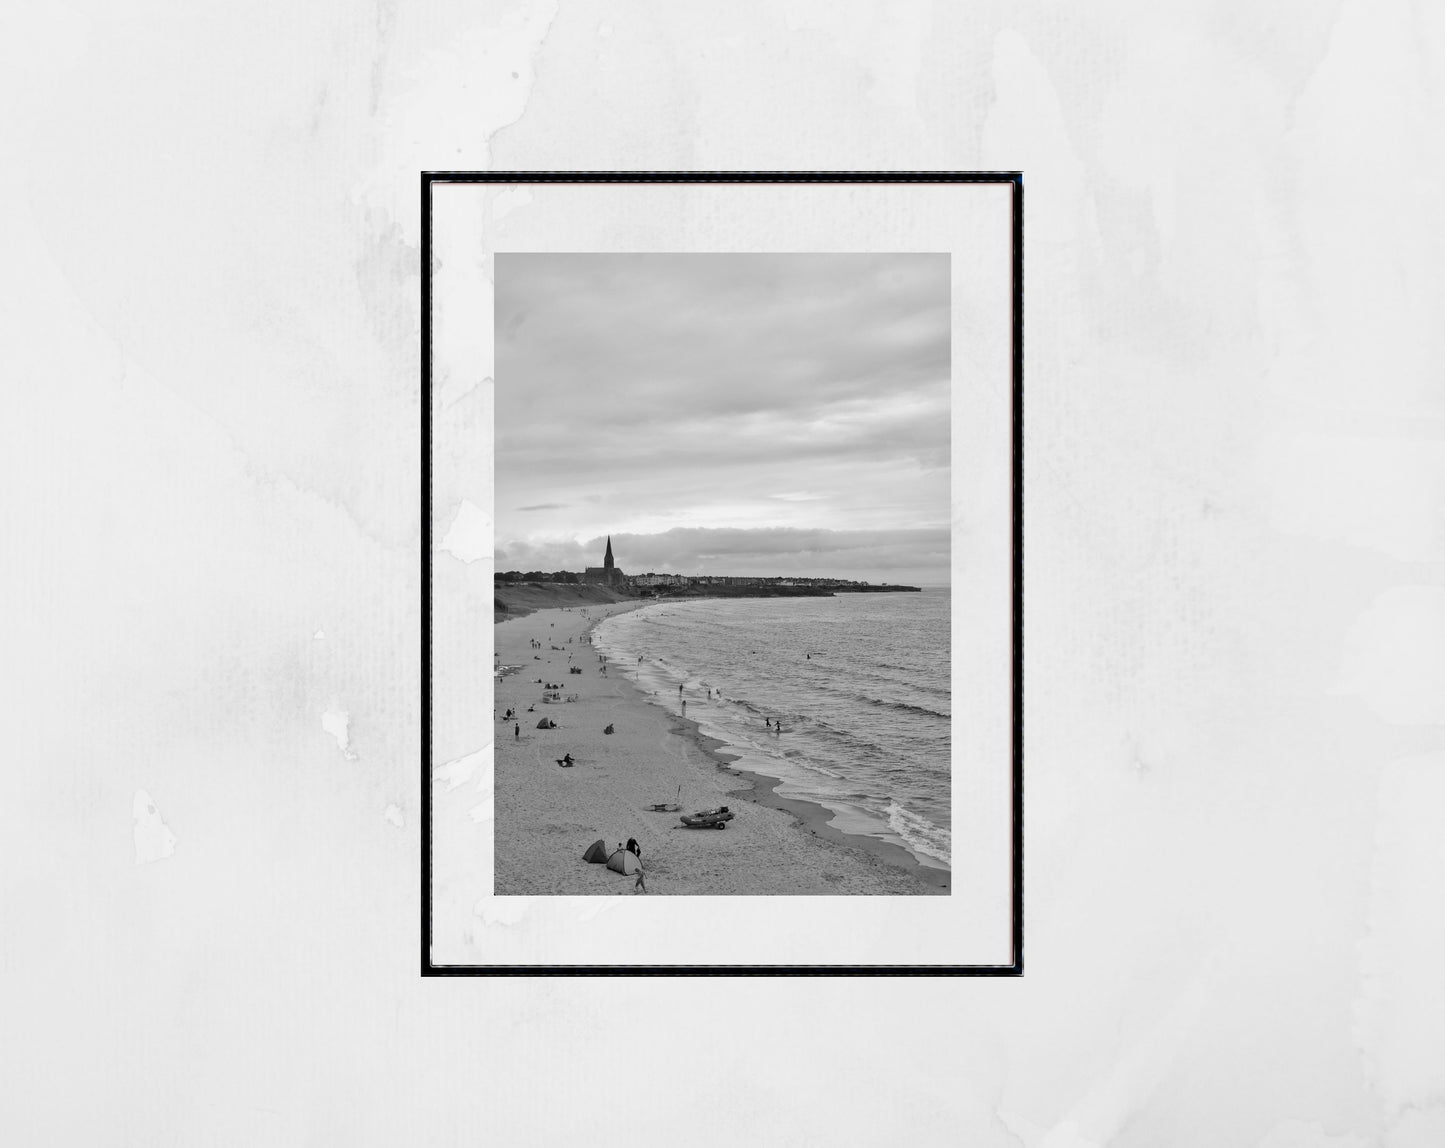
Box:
left=492, top=254, right=951, bottom=576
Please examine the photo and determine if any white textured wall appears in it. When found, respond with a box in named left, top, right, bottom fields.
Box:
left=3, top=2, right=1442, bottom=1144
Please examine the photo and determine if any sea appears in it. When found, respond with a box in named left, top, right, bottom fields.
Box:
left=591, top=587, right=951, bottom=870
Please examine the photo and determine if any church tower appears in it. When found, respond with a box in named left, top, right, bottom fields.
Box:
left=585, top=535, right=623, bottom=586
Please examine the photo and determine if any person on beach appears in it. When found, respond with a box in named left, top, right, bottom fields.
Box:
left=514, top=723, right=519, bottom=740
left=681, top=700, right=686, bottom=713
left=626, top=837, right=640, bottom=858
left=633, top=867, right=647, bottom=894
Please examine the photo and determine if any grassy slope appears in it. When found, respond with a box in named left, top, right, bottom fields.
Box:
left=493, top=582, right=636, bottom=622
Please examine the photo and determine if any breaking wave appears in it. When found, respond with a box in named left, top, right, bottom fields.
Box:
left=594, top=590, right=952, bottom=871
left=886, top=802, right=952, bottom=866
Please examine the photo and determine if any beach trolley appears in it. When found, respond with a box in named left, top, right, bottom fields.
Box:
left=680, top=806, right=734, bottom=830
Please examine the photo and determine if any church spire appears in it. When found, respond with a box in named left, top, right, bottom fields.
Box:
left=603, top=536, right=614, bottom=570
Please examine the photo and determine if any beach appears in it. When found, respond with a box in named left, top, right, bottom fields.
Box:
left=488, top=602, right=948, bottom=895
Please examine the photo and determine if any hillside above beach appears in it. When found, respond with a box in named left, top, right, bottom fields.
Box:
left=494, top=579, right=921, bottom=622
left=494, top=582, right=637, bottom=622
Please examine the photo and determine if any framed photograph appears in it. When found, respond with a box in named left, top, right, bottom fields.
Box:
left=424, top=173, right=1021, bottom=972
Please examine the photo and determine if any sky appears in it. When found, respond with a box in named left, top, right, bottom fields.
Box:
left=494, top=253, right=951, bottom=586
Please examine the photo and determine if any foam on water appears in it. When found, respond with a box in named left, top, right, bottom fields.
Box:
left=886, top=801, right=953, bottom=867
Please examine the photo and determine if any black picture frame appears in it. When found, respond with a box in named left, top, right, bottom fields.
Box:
left=421, top=172, right=1023, bottom=975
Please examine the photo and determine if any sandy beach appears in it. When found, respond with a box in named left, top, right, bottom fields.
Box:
left=489, top=602, right=948, bottom=895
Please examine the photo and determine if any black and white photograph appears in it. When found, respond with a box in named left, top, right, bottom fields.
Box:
left=428, top=177, right=1018, bottom=966
left=489, top=252, right=955, bottom=896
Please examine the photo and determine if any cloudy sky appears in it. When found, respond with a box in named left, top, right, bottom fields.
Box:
left=494, top=253, right=951, bottom=586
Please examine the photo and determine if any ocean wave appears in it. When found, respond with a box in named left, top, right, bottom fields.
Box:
left=815, top=664, right=948, bottom=702
left=861, top=659, right=932, bottom=674
left=843, top=694, right=950, bottom=721
left=787, top=756, right=844, bottom=780
left=885, top=802, right=952, bottom=866
left=597, top=595, right=953, bottom=870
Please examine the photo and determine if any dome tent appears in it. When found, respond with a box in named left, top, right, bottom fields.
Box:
left=582, top=839, right=608, bottom=864
left=607, top=848, right=642, bottom=876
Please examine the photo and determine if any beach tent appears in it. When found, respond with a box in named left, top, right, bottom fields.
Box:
left=582, top=839, right=608, bottom=864
left=535, top=717, right=555, bottom=729
left=606, top=849, right=642, bottom=876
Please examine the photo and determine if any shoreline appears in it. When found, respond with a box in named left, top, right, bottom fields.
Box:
left=727, top=766, right=950, bottom=893
left=681, top=725, right=951, bottom=895
left=487, top=602, right=943, bottom=895
left=591, top=599, right=950, bottom=892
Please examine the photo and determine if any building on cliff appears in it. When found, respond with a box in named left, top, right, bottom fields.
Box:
left=582, top=535, right=627, bottom=587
